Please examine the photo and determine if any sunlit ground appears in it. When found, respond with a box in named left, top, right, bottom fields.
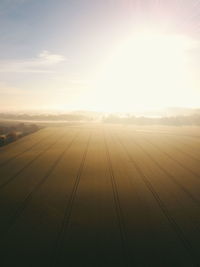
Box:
left=1, top=124, right=200, bottom=266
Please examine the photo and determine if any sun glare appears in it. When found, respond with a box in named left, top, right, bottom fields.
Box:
left=92, top=30, right=196, bottom=112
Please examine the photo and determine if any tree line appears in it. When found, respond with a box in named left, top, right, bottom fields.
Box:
left=0, top=123, right=40, bottom=146
left=103, top=114, right=200, bottom=126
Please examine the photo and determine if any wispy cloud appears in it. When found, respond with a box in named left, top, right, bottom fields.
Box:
left=0, top=50, right=65, bottom=73
left=38, top=51, right=65, bottom=65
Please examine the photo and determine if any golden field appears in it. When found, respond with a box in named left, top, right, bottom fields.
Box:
left=0, top=124, right=200, bottom=266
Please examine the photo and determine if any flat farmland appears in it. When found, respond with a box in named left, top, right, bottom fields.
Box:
left=0, top=124, right=200, bottom=267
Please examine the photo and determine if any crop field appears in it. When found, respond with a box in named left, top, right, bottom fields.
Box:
left=0, top=124, right=200, bottom=266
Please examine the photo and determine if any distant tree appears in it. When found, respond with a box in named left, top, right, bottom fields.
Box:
left=17, top=123, right=25, bottom=130
left=0, top=135, right=7, bottom=146
left=29, top=124, right=38, bottom=132
left=6, top=131, right=17, bottom=143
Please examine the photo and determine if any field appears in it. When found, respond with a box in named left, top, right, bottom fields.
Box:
left=0, top=124, right=200, bottom=266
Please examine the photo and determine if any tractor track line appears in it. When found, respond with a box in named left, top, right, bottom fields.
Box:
left=0, top=130, right=54, bottom=167
left=53, top=133, right=91, bottom=266
left=0, top=128, right=43, bottom=152
left=104, top=131, right=131, bottom=266
left=140, top=133, right=200, bottom=163
left=0, top=130, right=73, bottom=190
left=172, top=138, right=200, bottom=156
left=133, top=130, right=200, bottom=161
left=0, top=131, right=79, bottom=237
left=161, top=139, right=200, bottom=163
left=116, top=136, right=198, bottom=267
left=133, top=130, right=200, bottom=141
left=140, top=136, right=200, bottom=180
left=135, top=131, right=200, bottom=157
left=130, top=130, right=200, bottom=180
left=131, top=137, right=200, bottom=208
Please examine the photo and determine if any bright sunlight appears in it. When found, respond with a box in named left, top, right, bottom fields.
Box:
left=92, top=30, right=197, bottom=112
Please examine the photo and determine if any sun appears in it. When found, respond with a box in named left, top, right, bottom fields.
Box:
left=91, top=30, right=196, bottom=112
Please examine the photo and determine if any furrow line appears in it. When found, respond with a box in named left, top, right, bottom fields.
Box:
left=0, top=130, right=69, bottom=190
left=136, top=131, right=200, bottom=158
left=104, top=131, right=130, bottom=266
left=133, top=138, right=200, bottom=207
left=0, top=130, right=54, bottom=167
left=136, top=131, right=200, bottom=141
left=53, top=133, right=91, bottom=266
left=131, top=131, right=200, bottom=179
left=141, top=136, right=200, bottom=180
left=0, top=131, right=79, bottom=236
left=144, top=134, right=200, bottom=163
left=116, top=136, right=198, bottom=266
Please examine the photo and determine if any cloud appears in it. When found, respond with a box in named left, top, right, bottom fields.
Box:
left=38, top=50, right=65, bottom=65
left=0, top=50, right=65, bottom=73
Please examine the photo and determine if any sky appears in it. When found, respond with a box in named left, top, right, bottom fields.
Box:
left=0, top=0, right=200, bottom=112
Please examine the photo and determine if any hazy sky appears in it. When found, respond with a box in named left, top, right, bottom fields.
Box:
left=0, top=0, right=200, bottom=112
